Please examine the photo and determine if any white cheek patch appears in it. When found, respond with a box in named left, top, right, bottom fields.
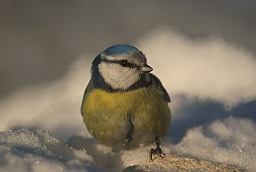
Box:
left=98, top=62, right=140, bottom=90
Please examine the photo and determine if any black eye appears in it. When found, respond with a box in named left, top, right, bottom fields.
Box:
left=120, top=60, right=128, bottom=67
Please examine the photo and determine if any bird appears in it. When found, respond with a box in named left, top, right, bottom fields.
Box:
left=81, top=44, right=171, bottom=159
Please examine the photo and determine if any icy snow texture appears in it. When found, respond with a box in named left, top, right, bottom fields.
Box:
left=1, top=118, right=256, bottom=171
left=0, top=28, right=256, bottom=171
left=0, top=128, right=99, bottom=172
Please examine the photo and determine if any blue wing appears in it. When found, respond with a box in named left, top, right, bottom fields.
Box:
left=149, top=74, right=171, bottom=102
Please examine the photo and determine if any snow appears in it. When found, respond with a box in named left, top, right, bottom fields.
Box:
left=0, top=28, right=256, bottom=171
left=0, top=128, right=98, bottom=172
left=172, top=118, right=256, bottom=171
left=1, top=119, right=256, bottom=171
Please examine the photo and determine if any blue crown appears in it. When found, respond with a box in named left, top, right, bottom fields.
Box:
left=102, top=44, right=140, bottom=56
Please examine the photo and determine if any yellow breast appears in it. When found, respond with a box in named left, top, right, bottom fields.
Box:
left=81, top=86, right=171, bottom=148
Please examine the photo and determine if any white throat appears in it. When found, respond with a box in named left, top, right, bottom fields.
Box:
left=98, top=62, right=140, bottom=90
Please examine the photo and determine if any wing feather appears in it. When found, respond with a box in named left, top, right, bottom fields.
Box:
left=149, top=74, right=171, bottom=102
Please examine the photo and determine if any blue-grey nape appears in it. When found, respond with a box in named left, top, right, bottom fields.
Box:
left=102, top=44, right=140, bottom=56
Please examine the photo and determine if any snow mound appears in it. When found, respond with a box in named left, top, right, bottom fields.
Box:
left=0, top=118, right=256, bottom=172
left=172, top=117, right=256, bottom=171
left=0, top=128, right=99, bottom=172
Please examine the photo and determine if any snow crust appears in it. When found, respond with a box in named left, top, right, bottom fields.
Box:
left=172, top=118, right=256, bottom=171
left=0, top=128, right=99, bottom=172
left=1, top=118, right=255, bottom=172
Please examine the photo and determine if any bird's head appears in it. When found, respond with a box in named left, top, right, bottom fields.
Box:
left=92, top=44, right=153, bottom=91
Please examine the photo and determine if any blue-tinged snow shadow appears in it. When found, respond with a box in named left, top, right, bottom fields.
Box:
left=168, top=95, right=256, bottom=144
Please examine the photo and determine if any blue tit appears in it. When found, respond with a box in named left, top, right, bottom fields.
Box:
left=81, top=44, right=171, bottom=159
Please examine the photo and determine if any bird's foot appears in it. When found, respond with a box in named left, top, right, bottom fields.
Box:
left=149, top=146, right=164, bottom=161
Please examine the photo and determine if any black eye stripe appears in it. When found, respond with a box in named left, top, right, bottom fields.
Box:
left=102, top=59, right=137, bottom=68
left=119, top=60, right=136, bottom=68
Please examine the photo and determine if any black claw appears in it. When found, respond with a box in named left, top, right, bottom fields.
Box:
left=149, top=147, right=163, bottom=160
left=149, top=137, right=163, bottom=161
left=149, top=148, right=155, bottom=161
left=156, top=147, right=162, bottom=155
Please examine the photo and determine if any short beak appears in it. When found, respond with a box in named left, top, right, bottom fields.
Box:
left=140, top=64, right=153, bottom=73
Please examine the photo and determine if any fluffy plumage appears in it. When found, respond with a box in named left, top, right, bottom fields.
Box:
left=81, top=44, right=171, bottom=151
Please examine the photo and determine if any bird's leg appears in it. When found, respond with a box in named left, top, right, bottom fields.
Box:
left=149, top=136, right=163, bottom=161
